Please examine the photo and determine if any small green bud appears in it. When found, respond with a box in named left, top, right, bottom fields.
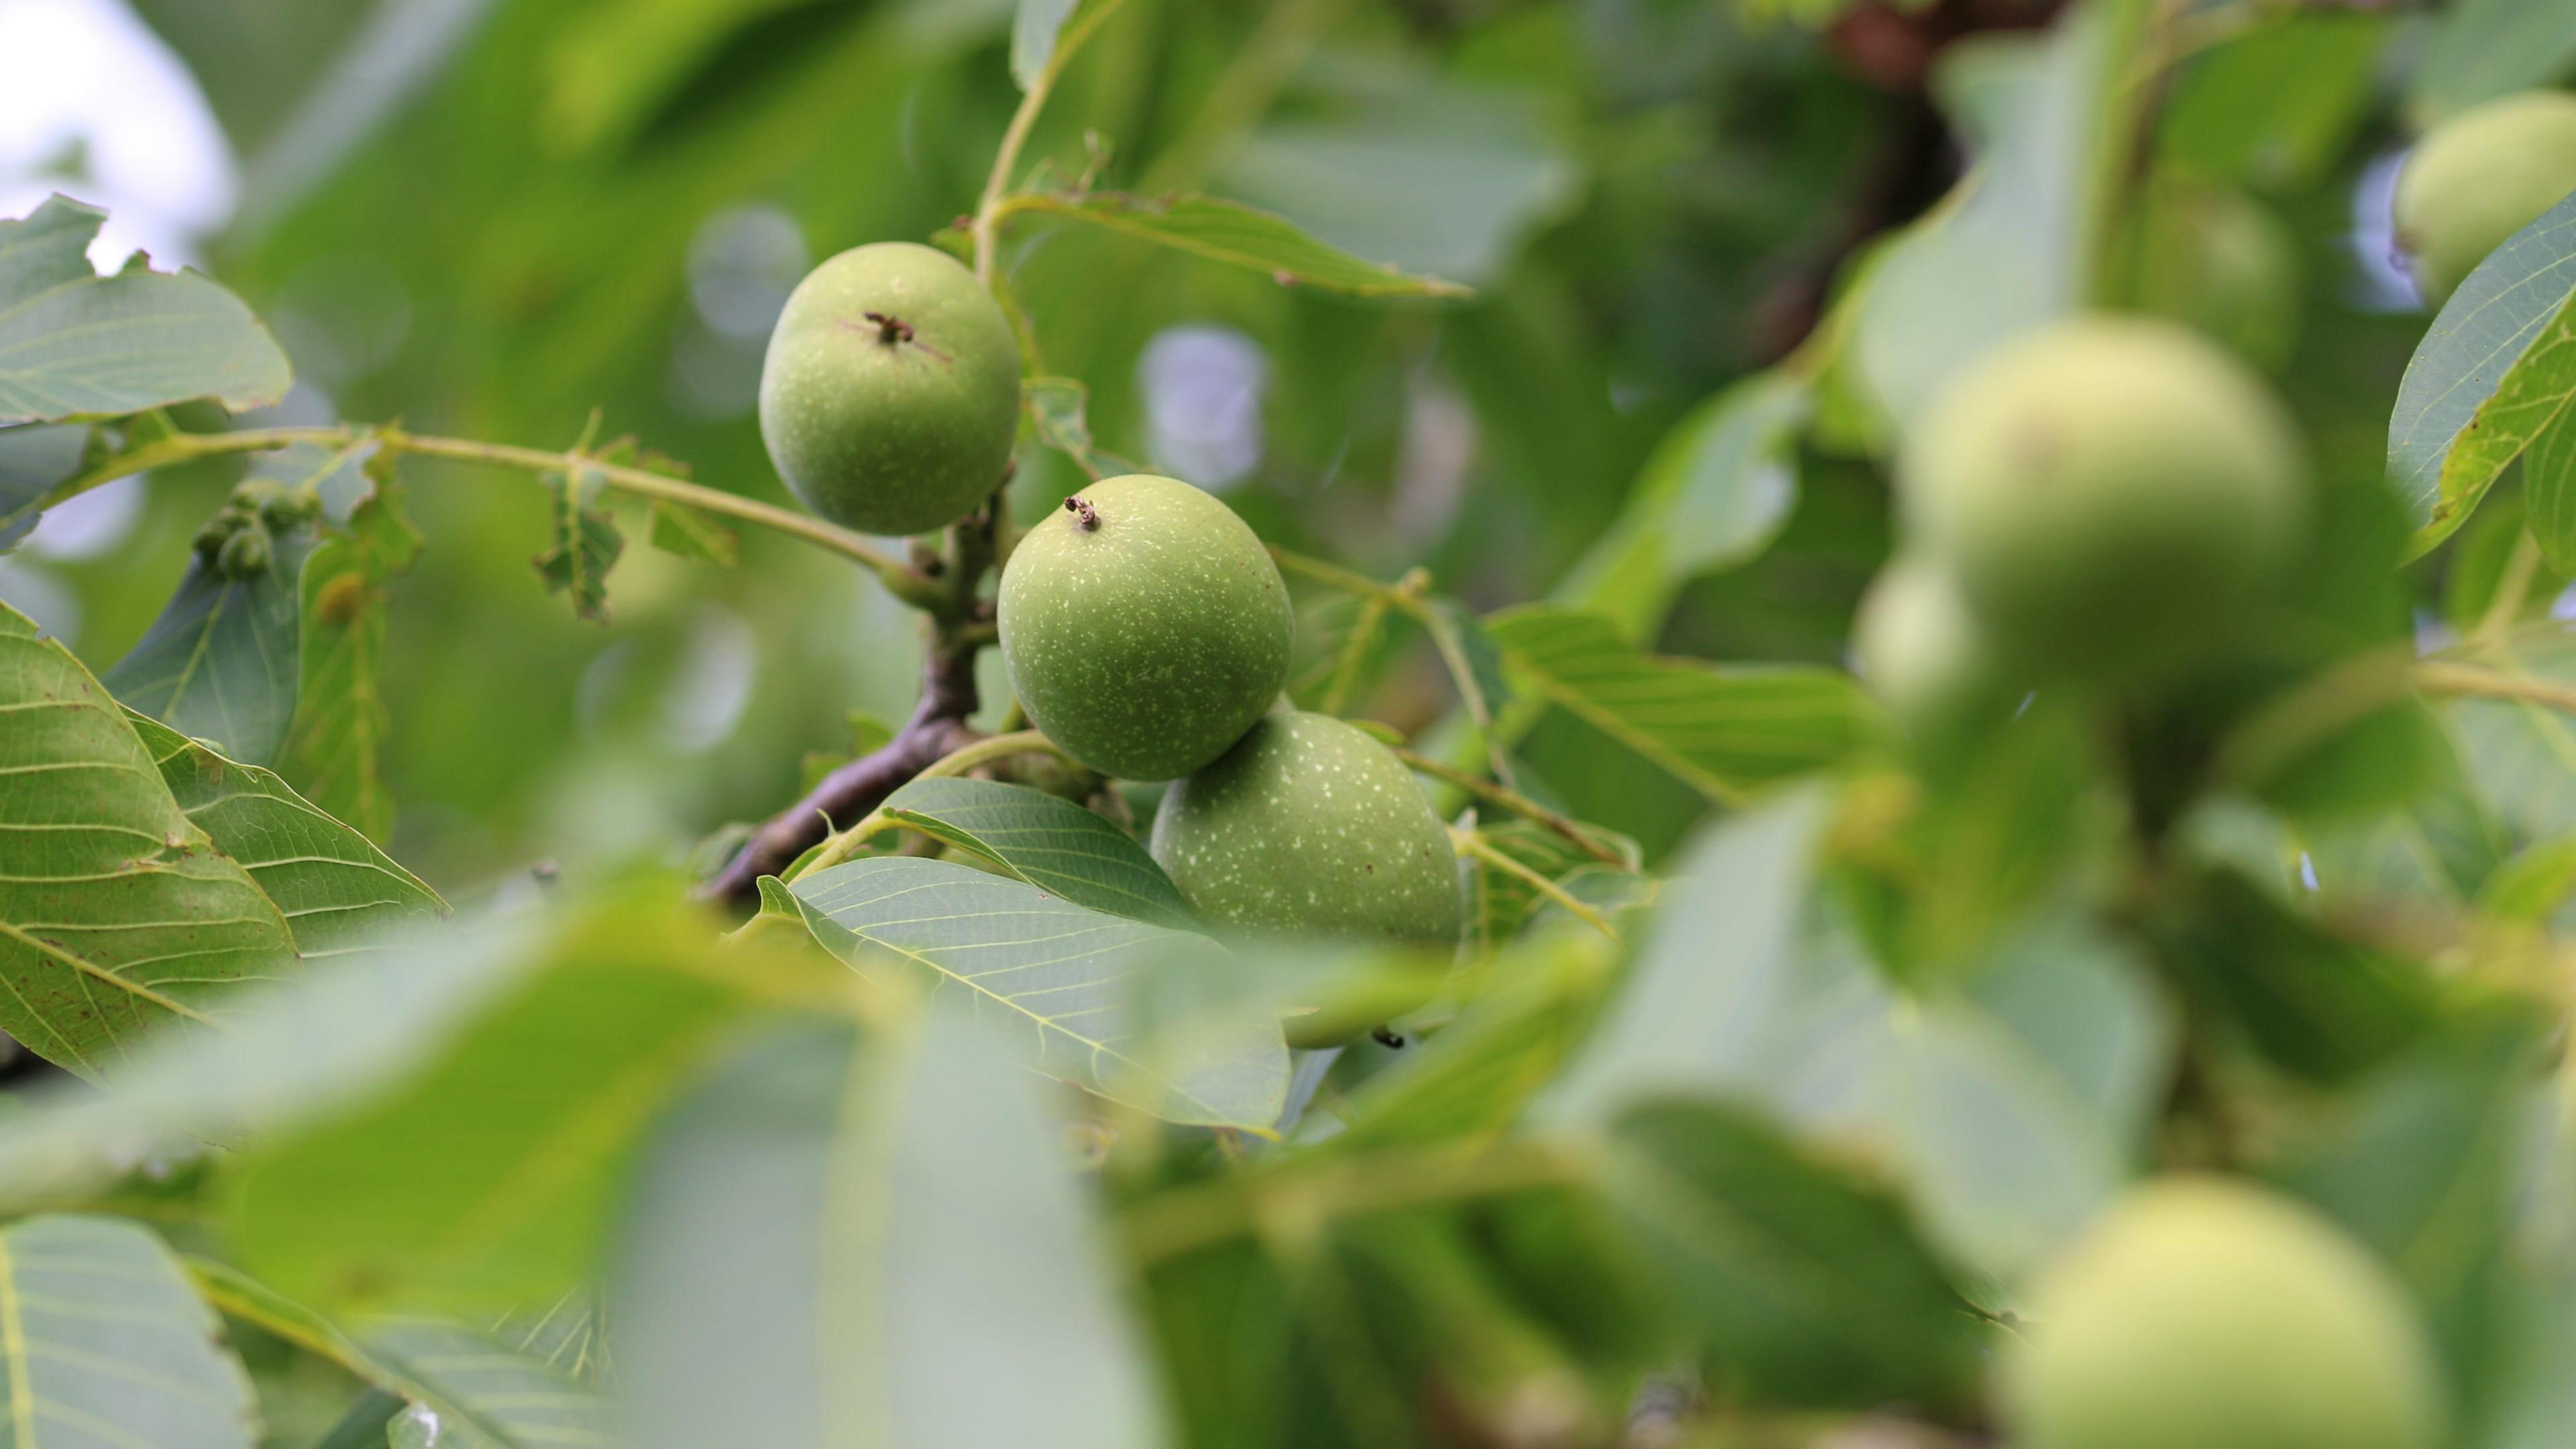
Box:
left=216, top=525, right=273, bottom=578
left=258, top=489, right=322, bottom=531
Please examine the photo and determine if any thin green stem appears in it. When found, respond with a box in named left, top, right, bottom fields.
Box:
left=2477, top=532, right=2546, bottom=643
left=1318, top=593, right=1391, bottom=716
left=42, top=424, right=936, bottom=604
left=1395, top=748, right=1629, bottom=869
left=1122, top=1138, right=1592, bottom=1269
left=1270, top=544, right=1419, bottom=604
left=787, top=730, right=1069, bottom=881
left=1451, top=828, right=1621, bottom=943
left=389, top=430, right=930, bottom=600
left=2212, top=644, right=2418, bottom=792
left=973, top=0, right=1131, bottom=285
left=1272, top=547, right=1518, bottom=784
left=2418, top=659, right=2576, bottom=715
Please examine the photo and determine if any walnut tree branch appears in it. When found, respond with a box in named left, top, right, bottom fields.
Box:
left=696, top=619, right=984, bottom=908
left=697, top=482, right=1015, bottom=908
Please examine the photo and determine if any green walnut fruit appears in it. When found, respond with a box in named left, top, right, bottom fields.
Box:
left=2396, top=90, right=2576, bottom=306
left=1151, top=711, right=1462, bottom=949
left=1904, top=317, right=2308, bottom=681
left=998, top=474, right=1293, bottom=780
left=2004, top=1177, right=2446, bottom=1449
left=1851, top=553, right=2006, bottom=742
left=758, top=241, right=1020, bottom=535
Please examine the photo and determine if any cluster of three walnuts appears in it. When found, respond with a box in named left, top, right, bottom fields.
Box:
left=759, top=241, right=1462, bottom=958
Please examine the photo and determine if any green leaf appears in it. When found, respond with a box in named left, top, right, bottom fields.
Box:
left=2532, top=386, right=2576, bottom=575
left=2155, top=867, right=2438, bottom=1083
left=0, top=599, right=297, bottom=1077
left=248, top=437, right=377, bottom=521
left=2473, top=834, right=2576, bottom=922
left=532, top=466, right=623, bottom=623
left=2296, top=729, right=2506, bottom=911
left=1602, top=1099, right=1984, bottom=1414
left=1326, top=936, right=1615, bottom=1152
left=1418, top=595, right=1514, bottom=750
left=1010, top=0, right=1117, bottom=91
left=2274, top=1002, right=2553, bottom=1385
left=2410, top=0, right=2576, bottom=123
left=368, top=1317, right=613, bottom=1449
left=288, top=464, right=421, bottom=843
left=0, top=922, right=527, bottom=1210
left=0, top=423, right=84, bottom=551
left=614, top=1008, right=1173, bottom=1448
left=1555, top=372, right=1811, bottom=638
left=643, top=497, right=739, bottom=567
left=1849, top=0, right=2148, bottom=434
left=1538, top=785, right=2151, bottom=1279
left=1290, top=588, right=1398, bottom=716
left=1540, top=792, right=1830, bottom=1126
left=1218, top=71, right=1574, bottom=286
left=1790, top=916, right=2167, bottom=1279
left=1024, top=376, right=1142, bottom=480
left=2450, top=262, right=2576, bottom=564
left=0, top=196, right=291, bottom=425
left=2391, top=192, right=2576, bottom=554
left=0, top=1216, right=258, bottom=1448
left=2440, top=629, right=2576, bottom=850
left=1006, top=193, right=1470, bottom=299
left=103, top=523, right=320, bottom=768
left=879, top=777, right=1196, bottom=929
left=1459, top=820, right=1621, bottom=949
left=2485, top=1271, right=2576, bottom=1449
left=543, top=0, right=828, bottom=154
left=223, top=903, right=773, bottom=1312
left=314, top=1393, right=402, bottom=1449
left=189, top=1260, right=611, bottom=1449
left=2159, top=13, right=2384, bottom=189
left=124, top=710, right=447, bottom=959
left=787, top=856, right=1287, bottom=1130
left=1485, top=606, right=1878, bottom=805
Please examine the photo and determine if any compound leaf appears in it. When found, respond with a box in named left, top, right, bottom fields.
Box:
left=125, top=710, right=446, bottom=960
left=288, top=460, right=421, bottom=842
left=879, top=777, right=1195, bottom=929
left=614, top=1008, right=1170, bottom=1449
left=1604, top=1099, right=1984, bottom=1414
left=104, top=522, right=320, bottom=768
left=0, top=196, right=290, bottom=425
left=2392, top=192, right=2576, bottom=555
left=1486, top=606, right=1878, bottom=805
left=0, top=600, right=295, bottom=1077
left=1008, top=192, right=1470, bottom=298
left=788, top=856, right=1285, bottom=1130
left=0, top=1216, right=257, bottom=1448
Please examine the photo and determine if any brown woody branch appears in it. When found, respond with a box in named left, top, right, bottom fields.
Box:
left=697, top=627, right=983, bottom=908
left=697, top=486, right=1010, bottom=909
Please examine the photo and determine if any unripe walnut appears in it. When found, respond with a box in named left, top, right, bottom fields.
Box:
left=2003, top=1177, right=2445, bottom=1449
left=998, top=474, right=1292, bottom=781
left=1903, top=317, right=2307, bottom=681
left=757, top=241, right=1020, bottom=535
left=1151, top=711, right=1462, bottom=950
left=2396, top=91, right=2576, bottom=306
left=1851, top=552, right=2004, bottom=743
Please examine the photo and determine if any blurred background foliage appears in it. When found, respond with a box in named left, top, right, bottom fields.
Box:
left=0, top=0, right=2547, bottom=894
